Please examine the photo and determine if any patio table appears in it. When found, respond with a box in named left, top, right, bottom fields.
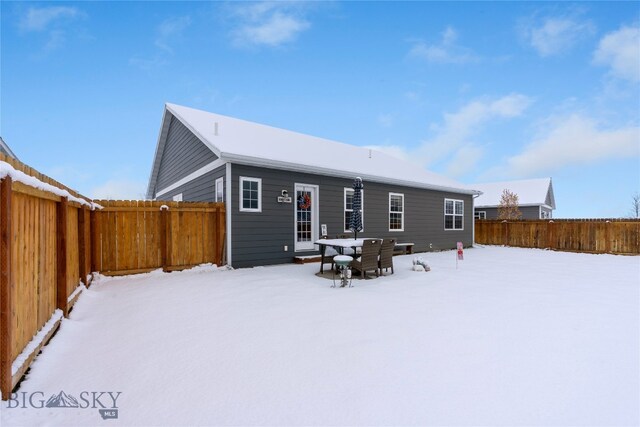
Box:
left=314, top=238, right=366, bottom=273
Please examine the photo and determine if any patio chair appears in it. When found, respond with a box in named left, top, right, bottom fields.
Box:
left=378, top=238, right=396, bottom=276
left=351, top=239, right=382, bottom=279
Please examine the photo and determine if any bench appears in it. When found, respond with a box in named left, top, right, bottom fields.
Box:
left=394, top=242, right=414, bottom=255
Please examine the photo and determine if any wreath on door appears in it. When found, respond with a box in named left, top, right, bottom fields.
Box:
left=298, top=193, right=311, bottom=210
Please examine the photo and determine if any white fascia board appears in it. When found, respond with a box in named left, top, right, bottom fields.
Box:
left=155, top=159, right=225, bottom=198
left=165, top=104, right=222, bottom=158
left=222, top=153, right=479, bottom=196
left=146, top=107, right=170, bottom=199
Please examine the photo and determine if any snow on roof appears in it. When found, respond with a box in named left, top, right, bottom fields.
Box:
left=154, top=103, right=475, bottom=195
left=473, top=178, right=554, bottom=208
left=0, top=137, right=18, bottom=159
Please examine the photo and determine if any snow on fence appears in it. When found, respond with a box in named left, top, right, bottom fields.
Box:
left=475, top=219, right=640, bottom=255
left=91, top=200, right=226, bottom=276
left=0, top=153, right=94, bottom=400
left=0, top=153, right=226, bottom=400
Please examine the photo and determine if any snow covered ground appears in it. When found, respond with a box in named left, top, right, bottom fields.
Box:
left=2, top=246, right=638, bottom=426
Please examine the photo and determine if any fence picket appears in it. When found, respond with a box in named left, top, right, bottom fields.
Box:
left=475, top=219, right=640, bottom=254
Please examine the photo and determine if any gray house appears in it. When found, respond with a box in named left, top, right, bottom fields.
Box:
left=0, top=137, right=18, bottom=159
left=146, top=103, right=480, bottom=268
left=473, top=178, right=556, bottom=220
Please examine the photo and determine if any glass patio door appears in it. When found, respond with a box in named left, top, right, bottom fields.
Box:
left=294, top=184, right=318, bottom=252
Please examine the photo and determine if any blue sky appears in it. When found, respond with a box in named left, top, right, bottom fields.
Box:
left=2, top=1, right=638, bottom=217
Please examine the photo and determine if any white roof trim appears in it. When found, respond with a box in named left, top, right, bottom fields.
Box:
left=155, top=159, right=225, bottom=198
left=166, top=103, right=222, bottom=158
left=223, top=153, right=478, bottom=195
left=147, top=103, right=481, bottom=198
left=0, top=137, right=18, bottom=159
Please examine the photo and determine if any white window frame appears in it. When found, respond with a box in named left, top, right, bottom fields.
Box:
left=172, top=193, right=183, bottom=202
left=239, top=177, right=262, bottom=212
left=388, top=192, right=404, bottom=232
left=475, top=211, right=486, bottom=220
left=343, top=188, right=364, bottom=233
left=215, top=177, right=224, bottom=203
left=445, top=198, right=464, bottom=231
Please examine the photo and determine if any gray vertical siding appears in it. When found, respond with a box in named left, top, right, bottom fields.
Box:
left=154, top=114, right=218, bottom=194
left=231, top=164, right=473, bottom=268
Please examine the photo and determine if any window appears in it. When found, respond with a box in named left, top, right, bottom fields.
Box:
left=389, top=193, right=404, bottom=231
left=541, top=210, right=549, bottom=219
left=173, top=193, right=183, bottom=202
left=215, top=177, right=224, bottom=202
left=445, top=199, right=464, bottom=230
left=344, top=188, right=364, bottom=232
left=239, top=177, right=261, bottom=212
left=474, top=211, right=486, bottom=220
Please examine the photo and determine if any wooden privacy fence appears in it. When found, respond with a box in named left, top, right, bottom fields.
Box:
left=475, top=219, right=640, bottom=254
left=91, top=200, right=225, bottom=276
left=0, top=153, right=94, bottom=400
left=0, top=153, right=226, bottom=400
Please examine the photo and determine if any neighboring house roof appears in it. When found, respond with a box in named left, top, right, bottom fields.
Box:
left=0, top=137, right=18, bottom=159
left=473, top=178, right=555, bottom=209
left=147, top=103, right=479, bottom=198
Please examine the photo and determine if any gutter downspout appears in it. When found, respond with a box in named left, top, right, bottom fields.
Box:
left=225, top=163, right=232, bottom=266
left=472, top=193, right=481, bottom=247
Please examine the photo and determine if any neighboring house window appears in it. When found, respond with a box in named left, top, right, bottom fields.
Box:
left=344, top=188, right=364, bottom=232
left=541, top=210, right=549, bottom=219
left=173, top=193, right=183, bottom=202
left=389, top=193, right=404, bottom=231
left=215, top=177, right=224, bottom=202
left=445, top=199, right=464, bottom=230
left=239, top=177, right=261, bottom=212
left=475, top=211, right=486, bottom=220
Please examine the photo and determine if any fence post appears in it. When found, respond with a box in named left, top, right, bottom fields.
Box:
left=546, top=220, right=554, bottom=250
left=56, top=197, right=69, bottom=317
left=78, top=206, right=88, bottom=286
left=160, top=205, right=170, bottom=271
left=605, top=220, right=611, bottom=254
left=0, top=177, right=13, bottom=400
left=217, top=205, right=225, bottom=266
left=502, top=220, right=509, bottom=246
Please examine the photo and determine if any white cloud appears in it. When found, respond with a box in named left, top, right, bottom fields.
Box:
left=377, top=114, right=393, bottom=128
left=408, top=26, right=478, bottom=64
left=523, top=15, right=594, bottom=57
left=229, top=2, right=311, bottom=47
left=19, top=6, right=82, bottom=32
left=593, top=24, right=640, bottom=82
left=19, top=6, right=85, bottom=55
left=366, top=94, right=532, bottom=178
left=502, top=114, right=639, bottom=177
left=445, top=145, right=484, bottom=177
left=155, top=16, right=191, bottom=53
left=91, top=179, right=148, bottom=200
left=420, top=93, right=532, bottom=166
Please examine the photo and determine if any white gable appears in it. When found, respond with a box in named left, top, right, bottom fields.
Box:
left=162, top=103, right=476, bottom=195
left=473, top=178, right=554, bottom=208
